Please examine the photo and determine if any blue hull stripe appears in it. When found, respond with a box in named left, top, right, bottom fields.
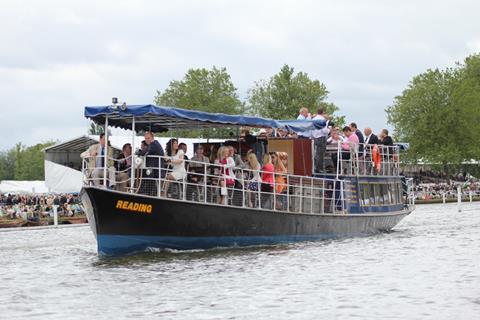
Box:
left=97, top=234, right=341, bottom=255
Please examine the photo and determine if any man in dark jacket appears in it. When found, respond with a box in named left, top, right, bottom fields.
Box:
left=363, top=127, right=379, bottom=145
left=138, top=131, right=164, bottom=195
left=350, top=122, right=364, bottom=154
left=379, top=129, right=393, bottom=146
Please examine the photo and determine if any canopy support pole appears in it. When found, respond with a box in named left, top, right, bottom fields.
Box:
left=104, top=115, right=109, bottom=188
left=130, top=116, right=136, bottom=193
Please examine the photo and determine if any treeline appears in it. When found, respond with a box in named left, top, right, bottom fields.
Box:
left=154, top=64, right=345, bottom=138
left=0, top=142, right=55, bottom=181
left=386, top=53, right=480, bottom=174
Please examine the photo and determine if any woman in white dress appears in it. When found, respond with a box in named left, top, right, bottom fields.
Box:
left=245, top=152, right=262, bottom=207
left=163, top=139, right=186, bottom=197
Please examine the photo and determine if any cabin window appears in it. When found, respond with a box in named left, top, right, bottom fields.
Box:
left=361, top=183, right=370, bottom=206
left=374, top=184, right=383, bottom=205
left=369, top=184, right=376, bottom=205
left=396, top=183, right=402, bottom=204
left=380, top=184, right=391, bottom=204
left=388, top=183, right=395, bottom=204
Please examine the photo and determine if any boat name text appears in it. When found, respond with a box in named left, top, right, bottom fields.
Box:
left=116, top=200, right=152, bottom=214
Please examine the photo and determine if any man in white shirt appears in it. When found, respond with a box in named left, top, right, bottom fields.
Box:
left=297, top=107, right=311, bottom=120
left=297, top=107, right=312, bottom=139
left=311, top=109, right=330, bottom=173
left=80, top=133, right=116, bottom=188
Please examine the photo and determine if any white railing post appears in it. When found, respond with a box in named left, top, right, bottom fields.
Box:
left=457, top=186, right=462, bottom=212
left=286, top=175, right=290, bottom=212
left=273, top=171, right=277, bottom=211
left=204, top=162, right=207, bottom=203
left=310, top=178, right=313, bottom=214
left=443, top=192, right=446, bottom=204
left=340, top=181, right=345, bottom=213
left=257, top=170, right=261, bottom=209
left=130, top=116, right=135, bottom=193
left=160, top=156, right=164, bottom=198
left=241, top=168, right=246, bottom=208
left=103, top=115, right=109, bottom=188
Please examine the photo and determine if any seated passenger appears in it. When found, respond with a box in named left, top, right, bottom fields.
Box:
left=80, top=133, right=116, bottom=188
left=115, top=143, right=132, bottom=192
left=162, top=139, right=187, bottom=197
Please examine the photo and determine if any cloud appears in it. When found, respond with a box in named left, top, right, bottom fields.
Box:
left=0, top=0, right=479, bottom=149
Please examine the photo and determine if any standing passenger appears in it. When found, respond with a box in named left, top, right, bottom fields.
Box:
left=260, top=154, right=275, bottom=209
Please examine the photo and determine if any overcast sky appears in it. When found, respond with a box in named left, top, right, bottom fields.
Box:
left=0, top=0, right=479, bottom=150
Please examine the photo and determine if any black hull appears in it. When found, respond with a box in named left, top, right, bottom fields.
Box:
left=81, top=187, right=413, bottom=255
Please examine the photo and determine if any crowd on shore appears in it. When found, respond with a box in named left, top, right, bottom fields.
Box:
left=413, top=181, right=480, bottom=200
left=0, top=193, right=84, bottom=220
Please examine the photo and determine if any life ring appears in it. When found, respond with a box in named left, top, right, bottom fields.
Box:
left=372, top=145, right=381, bottom=172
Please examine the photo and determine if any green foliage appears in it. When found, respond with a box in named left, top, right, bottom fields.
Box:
left=88, top=122, right=112, bottom=136
left=0, top=141, right=55, bottom=181
left=386, top=53, right=480, bottom=171
left=154, top=66, right=242, bottom=138
left=247, top=64, right=342, bottom=123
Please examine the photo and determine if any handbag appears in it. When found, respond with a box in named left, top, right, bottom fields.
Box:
left=220, top=186, right=228, bottom=196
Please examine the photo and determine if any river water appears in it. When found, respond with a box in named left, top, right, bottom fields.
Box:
left=0, top=202, right=479, bottom=319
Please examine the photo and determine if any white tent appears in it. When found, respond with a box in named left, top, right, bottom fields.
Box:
left=44, top=160, right=83, bottom=193
left=0, top=180, right=49, bottom=194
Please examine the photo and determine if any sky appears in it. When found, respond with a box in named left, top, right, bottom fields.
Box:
left=0, top=0, right=479, bottom=150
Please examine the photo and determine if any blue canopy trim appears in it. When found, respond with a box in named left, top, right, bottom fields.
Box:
left=84, top=104, right=326, bottom=133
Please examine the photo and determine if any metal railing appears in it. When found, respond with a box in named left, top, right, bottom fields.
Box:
left=325, top=142, right=400, bottom=177
left=82, top=155, right=346, bottom=215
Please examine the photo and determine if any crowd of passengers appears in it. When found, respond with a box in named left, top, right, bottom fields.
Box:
left=81, top=107, right=395, bottom=208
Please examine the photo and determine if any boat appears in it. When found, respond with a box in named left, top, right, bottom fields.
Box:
left=81, top=104, right=415, bottom=255
left=0, top=218, right=27, bottom=228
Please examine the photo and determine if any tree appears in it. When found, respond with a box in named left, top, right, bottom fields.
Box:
left=87, top=122, right=113, bottom=137
left=247, top=64, right=343, bottom=125
left=0, top=141, right=55, bottom=181
left=154, top=66, right=242, bottom=137
left=386, top=53, right=480, bottom=172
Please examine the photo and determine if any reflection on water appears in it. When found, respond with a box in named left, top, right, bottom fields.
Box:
left=1, top=203, right=479, bottom=319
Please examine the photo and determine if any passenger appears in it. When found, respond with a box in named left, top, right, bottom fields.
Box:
left=80, top=133, right=116, bottom=188
left=115, top=143, right=132, bottom=192
left=297, top=107, right=312, bottom=139
left=271, top=152, right=288, bottom=210
left=364, top=127, right=379, bottom=145
left=245, top=153, right=262, bottom=207
left=178, top=142, right=189, bottom=170
left=163, top=138, right=187, bottom=197
left=260, top=153, right=275, bottom=209
left=312, top=109, right=331, bottom=173
left=137, top=131, right=165, bottom=196
left=327, top=129, right=342, bottom=144
left=138, top=132, right=164, bottom=178
left=218, top=146, right=236, bottom=205
left=188, top=145, right=210, bottom=189
left=349, top=122, right=364, bottom=154
left=331, top=126, right=359, bottom=170
left=379, top=129, right=393, bottom=146
left=228, top=145, right=245, bottom=168
left=297, top=107, right=311, bottom=120
left=178, top=142, right=189, bottom=161
left=379, top=129, right=394, bottom=160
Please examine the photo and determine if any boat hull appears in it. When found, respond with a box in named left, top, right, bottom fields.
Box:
left=81, top=187, right=413, bottom=255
